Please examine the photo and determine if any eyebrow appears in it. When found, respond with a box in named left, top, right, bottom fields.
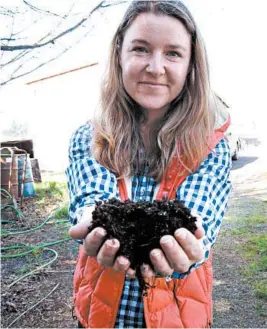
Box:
left=131, top=39, right=187, bottom=52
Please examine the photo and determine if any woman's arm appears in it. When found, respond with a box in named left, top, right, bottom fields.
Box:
left=149, top=138, right=232, bottom=278
left=173, top=137, right=232, bottom=277
left=65, top=124, right=119, bottom=225
left=66, top=124, right=132, bottom=273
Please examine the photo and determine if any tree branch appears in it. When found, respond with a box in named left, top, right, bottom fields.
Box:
left=33, top=2, right=76, bottom=45
left=22, top=0, right=66, bottom=18
left=0, top=38, right=16, bottom=41
left=101, top=0, right=128, bottom=7
left=1, top=17, right=87, bottom=51
left=0, top=6, right=20, bottom=17
left=0, top=0, right=128, bottom=86
left=0, top=22, right=96, bottom=86
left=1, top=0, right=118, bottom=52
left=0, top=49, right=30, bottom=67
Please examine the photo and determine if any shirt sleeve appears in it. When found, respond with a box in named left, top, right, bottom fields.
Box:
left=172, top=137, right=232, bottom=279
left=65, top=123, right=119, bottom=225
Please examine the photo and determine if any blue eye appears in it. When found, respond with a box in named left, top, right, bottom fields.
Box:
left=132, top=47, right=148, bottom=53
left=166, top=51, right=181, bottom=57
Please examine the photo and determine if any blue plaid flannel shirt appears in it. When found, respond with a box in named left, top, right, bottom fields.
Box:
left=66, top=124, right=232, bottom=328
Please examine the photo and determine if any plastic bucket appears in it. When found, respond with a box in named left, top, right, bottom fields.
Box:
left=18, top=154, right=35, bottom=197
left=1, top=152, right=18, bottom=199
left=1, top=156, right=12, bottom=196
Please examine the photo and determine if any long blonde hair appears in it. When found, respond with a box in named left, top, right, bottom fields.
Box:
left=93, top=0, right=216, bottom=181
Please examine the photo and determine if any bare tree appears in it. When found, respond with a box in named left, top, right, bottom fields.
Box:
left=0, top=0, right=127, bottom=87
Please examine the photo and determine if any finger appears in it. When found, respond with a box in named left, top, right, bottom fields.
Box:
left=160, top=235, right=190, bottom=273
left=140, top=264, right=156, bottom=278
left=113, top=256, right=130, bottom=272
left=191, top=210, right=205, bottom=239
left=69, top=206, right=95, bottom=239
left=83, top=227, right=106, bottom=256
left=150, top=248, right=173, bottom=277
left=97, top=238, right=120, bottom=267
left=69, top=222, right=91, bottom=239
left=174, top=228, right=204, bottom=262
left=194, top=225, right=205, bottom=239
left=126, top=268, right=136, bottom=279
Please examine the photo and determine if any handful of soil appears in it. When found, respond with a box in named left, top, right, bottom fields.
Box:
left=89, top=198, right=198, bottom=292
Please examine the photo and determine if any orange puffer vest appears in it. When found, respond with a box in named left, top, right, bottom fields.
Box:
left=73, top=117, right=230, bottom=328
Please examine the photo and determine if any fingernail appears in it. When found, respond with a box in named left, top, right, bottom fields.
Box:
left=118, top=257, right=128, bottom=265
left=161, top=236, right=173, bottom=245
left=106, top=239, right=118, bottom=247
left=175, top=229, right=186, bottom=239
left=96, top=228, right=106, bottom=237
left=151, top=250, right=161, bottom=258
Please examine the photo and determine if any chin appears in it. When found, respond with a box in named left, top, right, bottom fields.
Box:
left=139, top=103, right=168, bottom=112
left=137, top=98, right=169, bottom=112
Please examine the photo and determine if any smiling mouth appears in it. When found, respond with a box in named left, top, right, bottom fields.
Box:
left=140, top=82, right=167, bottom=87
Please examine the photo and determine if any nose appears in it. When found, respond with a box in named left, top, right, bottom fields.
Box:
left=146, top=52, right=165, bottom=76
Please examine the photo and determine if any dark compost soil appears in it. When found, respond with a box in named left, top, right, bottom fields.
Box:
left=90, top=198, right=197, bottom=292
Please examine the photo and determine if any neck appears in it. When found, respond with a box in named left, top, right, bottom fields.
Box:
left=140, top=107, right=168, bottom=153
left=141, top=106, right=168, bottom=130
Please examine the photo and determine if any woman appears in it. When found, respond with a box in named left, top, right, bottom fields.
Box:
left=66, top=0, right=232, bottom=328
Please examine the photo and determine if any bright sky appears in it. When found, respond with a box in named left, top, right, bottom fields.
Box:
left=1, top=0, right=267, bottom=170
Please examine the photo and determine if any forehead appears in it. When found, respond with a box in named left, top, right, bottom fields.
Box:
left=123, top=12, right=191, bottom=48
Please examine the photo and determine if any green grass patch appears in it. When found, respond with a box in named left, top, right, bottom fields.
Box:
left=229, top=214, right=267, bottom=236
left=256, top=301, right=267, bottom=317
left=35, top=181, right=67, bottom=200
left=61, top=230, right=71, bottom=239
left=228, top=212, right=267, bottom=307
left=246, top=214, right=267, bottom=225
left=254, top=280, right=267, bottom=301
left=231, top=227, right=250, bottom=236
left=243, top=235, right=267, bottom=272
left=53, top=203, right=69, bottom=219
left=227, top=213, right=267, bottom=225
left=239, top=234, right=267, bottom=302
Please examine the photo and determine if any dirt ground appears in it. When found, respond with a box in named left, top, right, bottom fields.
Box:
left=1, top=195, right=78, bottom=328
left=1, top=144, right=267, bottom=328
left=213, top=144, right=267, bottom=328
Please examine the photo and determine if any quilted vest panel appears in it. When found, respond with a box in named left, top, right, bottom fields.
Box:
left=73, top=247, right=213, bottom=328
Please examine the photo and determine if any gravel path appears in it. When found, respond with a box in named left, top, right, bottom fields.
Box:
left=212, top=144, right=267, bottom=328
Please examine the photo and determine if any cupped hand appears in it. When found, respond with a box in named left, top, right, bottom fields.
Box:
left=68, top=206, right=132, bottom=273
left=148, top=213, right=205, bottom=278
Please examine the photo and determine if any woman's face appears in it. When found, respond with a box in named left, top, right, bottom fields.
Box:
left=120, top=12, right=191, bottom=116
